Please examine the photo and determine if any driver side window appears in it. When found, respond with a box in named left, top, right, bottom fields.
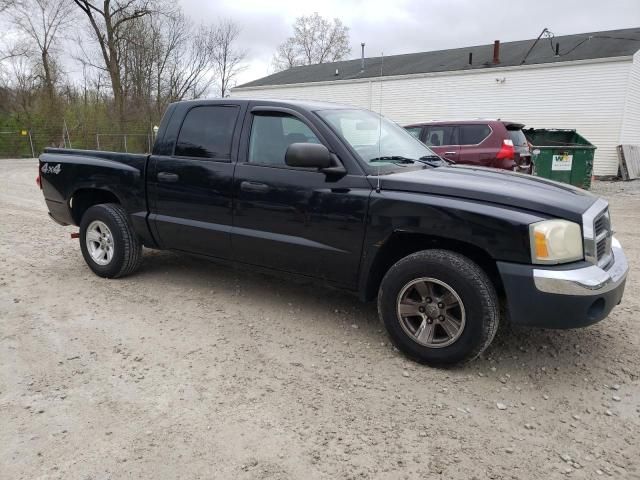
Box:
left=248, top=113, right=320, bottom=166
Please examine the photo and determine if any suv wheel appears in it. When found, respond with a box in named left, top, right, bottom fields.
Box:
left=79, top=203, right=143, bottom=278
left=378, top=249, right=499, bottom=365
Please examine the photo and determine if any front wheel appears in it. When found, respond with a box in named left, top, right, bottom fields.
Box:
left=378, top=249, right=499, bottom=366
left=79, top=203, right=143, bottom=278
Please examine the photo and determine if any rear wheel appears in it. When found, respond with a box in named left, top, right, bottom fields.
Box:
left=378, top=249, right=499, bottom=365
left=79, top=203, right=142, bottom=278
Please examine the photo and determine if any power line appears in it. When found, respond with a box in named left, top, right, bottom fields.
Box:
left=521, top=28, right=640, bottom=65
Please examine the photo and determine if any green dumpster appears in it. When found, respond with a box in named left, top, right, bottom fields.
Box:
left=524, top=129, right=596, bottom=190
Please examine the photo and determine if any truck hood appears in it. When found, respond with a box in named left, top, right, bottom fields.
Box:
left=377, top=165, right=597, bottom=222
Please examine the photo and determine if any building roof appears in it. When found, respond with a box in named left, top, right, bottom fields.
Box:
left=236, top=27, right=640, bottom=89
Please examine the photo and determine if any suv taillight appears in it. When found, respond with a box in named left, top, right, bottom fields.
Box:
left=496, top=139, right=515, bottom=160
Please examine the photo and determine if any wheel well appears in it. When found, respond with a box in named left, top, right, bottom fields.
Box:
left=70, top=189, right=120, bottom=225
left=363, top=232, right=504, bottom=301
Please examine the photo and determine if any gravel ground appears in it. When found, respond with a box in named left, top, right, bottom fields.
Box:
left=1, top=158, right=639, bottom=479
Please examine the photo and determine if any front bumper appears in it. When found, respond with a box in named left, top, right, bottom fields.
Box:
left=497, top=237, right=628, bottom=328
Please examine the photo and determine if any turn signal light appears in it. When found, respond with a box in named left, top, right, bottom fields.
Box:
left=533, top=230, right=549, bottom=258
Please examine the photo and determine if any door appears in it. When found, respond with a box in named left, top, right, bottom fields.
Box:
left=423, top=125, right=459, bottom=163
left=232, top=107, right=370, bottom=286
left=148, top=103, right=243, bottom=258
left=458, top=124, right=493, bottom=167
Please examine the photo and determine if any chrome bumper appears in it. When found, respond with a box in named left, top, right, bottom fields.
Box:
left=533, top=237, right=629, bottom=296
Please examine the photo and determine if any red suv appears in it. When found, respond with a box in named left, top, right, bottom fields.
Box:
left=404, top=120, right=532, bottom=173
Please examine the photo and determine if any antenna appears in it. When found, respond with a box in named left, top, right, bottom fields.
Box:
left=521, top=27, right=549, bottom=65
left=376, top=52, right=384, bottom=194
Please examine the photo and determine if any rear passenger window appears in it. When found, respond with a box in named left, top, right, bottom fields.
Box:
left=459, top=125, right=491, bottom=145
left=174, top=105, right=239, bottom=159
left=425, top=126, right=456, bottom=146
left=248, top=113, right=320, bottom=166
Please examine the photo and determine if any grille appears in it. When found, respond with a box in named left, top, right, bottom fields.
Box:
left=593, top=209, right=612, bottom=268
left=594, top=215, right=608, bottom=235
left=583, top=200, right=613, bottom=268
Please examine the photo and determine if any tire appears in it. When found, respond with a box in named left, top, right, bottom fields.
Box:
left=79, top=203, right=143, bottom=278
left=378, top=249, right=499, bottom=366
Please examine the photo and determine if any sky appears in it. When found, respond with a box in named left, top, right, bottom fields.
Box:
left=180, top=0, right=640, bottom=87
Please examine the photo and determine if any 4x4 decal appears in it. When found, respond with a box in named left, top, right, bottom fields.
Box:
left=41, top=163, right=61, bottom=175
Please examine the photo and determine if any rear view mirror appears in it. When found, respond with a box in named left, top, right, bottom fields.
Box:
left=285, top=143, right=331, bottom=169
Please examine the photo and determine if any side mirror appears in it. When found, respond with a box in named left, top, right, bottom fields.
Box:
left=285, top=143, right=331, bottom=169
left=532, top=149, right=541, bottom=156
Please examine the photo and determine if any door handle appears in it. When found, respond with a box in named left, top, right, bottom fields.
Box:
left=240, top=181, right=270, bottom=193
left=443, top=151, right=457, bottom=156
left=157, top=172, right=179, bottom=182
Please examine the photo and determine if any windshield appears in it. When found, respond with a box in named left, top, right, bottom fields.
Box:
left=316, top=109, right=440, bottom=168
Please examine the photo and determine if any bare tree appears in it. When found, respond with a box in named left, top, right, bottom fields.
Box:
left=211, top=19, right=246, bottom=97
left=2, top=53, right=38, bottom=116
left=0, top=0, right=14, bottom=13
left=0, top=1, right=28, bottom=69
left=0, top=42, right=29, bottom=63
left=116, top=9, right=220, bottom=119
left=0, top=0, right=250, bottom=156
left=163, top=23, right=216, bottom=102
left=10, top=0, right=72, bottom=102
left=72, top=0, right=154, bottom=123
left=273, top=38, right=298, bottom=71
left=273, top=12, right=350, bottom=71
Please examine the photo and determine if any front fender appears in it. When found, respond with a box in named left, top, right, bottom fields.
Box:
left=358, top=190, right=546, bottom=300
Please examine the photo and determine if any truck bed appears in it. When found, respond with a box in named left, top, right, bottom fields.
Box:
left=39, top=148, right=152, bottom=243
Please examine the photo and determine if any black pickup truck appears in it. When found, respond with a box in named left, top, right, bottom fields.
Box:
left=38, top=99, right=629, bottom=365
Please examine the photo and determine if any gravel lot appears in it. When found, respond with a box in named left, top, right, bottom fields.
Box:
left=1, top=158, right=639, bottom=479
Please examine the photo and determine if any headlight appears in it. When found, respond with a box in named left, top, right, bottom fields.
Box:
left=529, top=220, right=583, bottom=264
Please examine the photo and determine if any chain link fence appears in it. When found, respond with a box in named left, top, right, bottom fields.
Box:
left=0, top=130, right=36, bottom=158
left=0, top=124, right=156, bottom=158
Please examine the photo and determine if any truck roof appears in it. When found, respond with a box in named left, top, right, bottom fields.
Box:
left=171, top=98, right=356, bottom=111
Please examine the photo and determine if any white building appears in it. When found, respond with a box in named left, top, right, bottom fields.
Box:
left=232, top=28, right=640, bottom=177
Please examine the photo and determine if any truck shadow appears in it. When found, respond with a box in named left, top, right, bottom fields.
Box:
left=136, top=249, right=625, bottom=373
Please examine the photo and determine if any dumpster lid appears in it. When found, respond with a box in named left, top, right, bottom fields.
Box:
left=524, top=128, right=596, bottom=149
